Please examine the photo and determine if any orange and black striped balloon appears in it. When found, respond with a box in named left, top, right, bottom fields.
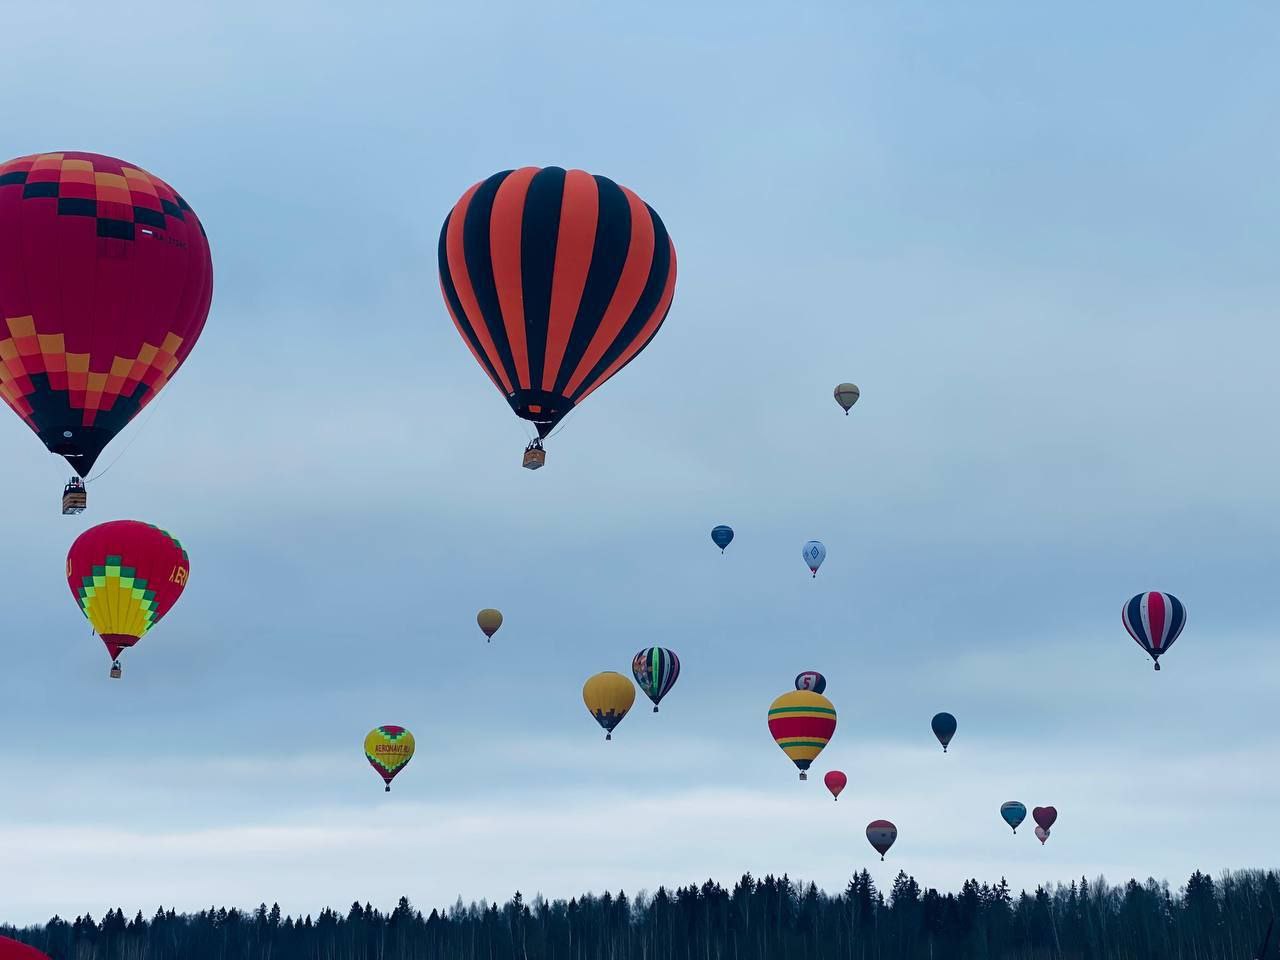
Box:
left=438, top=167, right=676, bottom=438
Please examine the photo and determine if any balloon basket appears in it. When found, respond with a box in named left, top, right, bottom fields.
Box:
left=799, top=771, right=807, bottom=781
left=605, top=732, right=612, bottom=741
left=109, top=660, right=122, bottom=679
left=652, top=706, right=658, bottom=713
left=62, top=478, right=87, bottom=515
left=1154, top=661, right=1161, bottom=671
left=522, top=442, right=546, bottom=471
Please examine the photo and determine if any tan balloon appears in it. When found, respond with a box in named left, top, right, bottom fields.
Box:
left=582, top=671, right=636, bottom=740
left=834, top=383, right=860, bottom=413
left=477, top=608, right=503, bottom=641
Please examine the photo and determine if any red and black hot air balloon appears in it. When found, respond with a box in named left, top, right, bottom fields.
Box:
left=0, top=152, right=213, bottom=512
left=438, top=167, right=676, bottom=469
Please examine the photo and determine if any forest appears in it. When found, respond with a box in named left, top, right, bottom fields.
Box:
left=3, top=868, right=1276, bottom=960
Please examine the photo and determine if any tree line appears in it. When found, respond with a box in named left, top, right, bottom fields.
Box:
left=4, top=868, right=1276, bottom=960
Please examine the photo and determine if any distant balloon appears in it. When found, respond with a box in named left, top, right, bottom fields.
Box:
left=866, top=820, right=897, bottom=860
left=824, top=770, right=847, bottom=801
left=802, top=540, right=826, bottom=577
left=711, top=525, right=734, bottom=552
left=795, top=670, right=827, bottom=694
left=0, top=938, right=50, bottom=960
left=1000, top=801, right=1027, bottom=833
left=1122, top=591, right=1186, bottom=670
left=632, top=647, right=680, bottom=712
left=477, top=608, right=503, bottom=641
left=931, top=712, right=957, bottom=752
left=767, top=690, right=837, bottom=780
left=364, top=725, right=415, bottom=792
left=1035, top=825, right=1050, bottom=845
left=834, top=383, right=860, bottom=414
left=1033, top=806, right=1058, bottom=831
left=583, top=671, right=635, bottom=740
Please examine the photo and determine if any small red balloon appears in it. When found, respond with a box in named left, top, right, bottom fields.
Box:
left=823, top=770, right=847, bottom=800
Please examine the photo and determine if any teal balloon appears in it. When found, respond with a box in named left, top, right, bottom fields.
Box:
left=931, top=712, right=957, bottom=752
left=1001, top=801, right=1027, bottom=833
left=711, top=525, right=734, bottom=552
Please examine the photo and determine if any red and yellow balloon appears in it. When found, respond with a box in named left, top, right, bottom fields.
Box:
left=0, top=152, right=213, bottom=481
left=66, top=520, right=189, bottom=677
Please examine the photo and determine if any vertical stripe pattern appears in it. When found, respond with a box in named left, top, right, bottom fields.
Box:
left=1122, top=591, right=1186, bottom=662
left=632, top=646, right=681, bottom=711
left=439, top=168, right=676, bottom=438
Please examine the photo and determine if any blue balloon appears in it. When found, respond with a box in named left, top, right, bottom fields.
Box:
left=711, top=525, right=734, bottom=552
left=931, top=712, right=957, bottom=752
left=802, top=540, right=826, bottom=576
left=795, top=671, right=827, bottom=694
left=1000, top=801, right=1027, bottom=833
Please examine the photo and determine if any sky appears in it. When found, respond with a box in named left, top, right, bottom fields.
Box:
left=1, top=0, right=1278, bottom=926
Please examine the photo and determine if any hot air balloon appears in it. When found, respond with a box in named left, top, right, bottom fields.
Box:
left=0, top=152, right=213, bottom=513
left=1122, top=591, right=1186, bottom=670
left=767, top=690, right=836, bottom=780
left=1033, top=806, right=1057, bottom=831
left=364, top=725, right=415, bottom=792
left=632, top=646, right=680, bottom=712
left=1035, top=825, right=1050, bottom=845
left=583, top=671, right=635, bottom=740
left=477, top=608, right=503, bottom=641
left=0, top=937, right=50, bottom=960
left=802, top=540, right=826, bottom=577
left=834, top=383, right=860, bottom=414
left=866, top=820, right=897, bottom=860
left=795, top=670, right=827, bottom=694
left=711, top=525, right=734, bottom=552
left=1000, top=801, right=1027, bottom=833
left=438, top=167, right=677, bottom=470
left=824, top=770, right=847, bottom=801
left=931, top=712, right=957, bottom=752
left=66, top=519, right=189, bottom=678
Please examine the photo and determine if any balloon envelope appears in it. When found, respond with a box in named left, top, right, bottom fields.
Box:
left=0, top=938, right=50, bottom=960
left=0, top=152, right=213, bottom=477
left=795, top=670, right=827, bottom=694
left=1000, top=801, right=1027, bottom=833
left=1033, top=806, right=1058, bottom=830
left=711, top=524, right=734, bottom=551
left=767, top=690, right=836, bottom=779
left=477, top=608, right=503, bottom=639
left=931, top=712, right=957, bottom=751
left=66, top=520, right=189, bottom=661
left=438, top=167, right=677, bottom=441
left=364, top=725, right=415, bottom=791
left=1035, top=825, right=1050, bottom=844
left=823, top=770, right=847, bottom=800
left=632, top=646, right=680, bottom=711
left=802, top=540, right=826, bottom=576
left=834, top=383, right=860, bottom=413
left=1122, top=591, right=1186, bottom=669
left=583, top=671, right=635, bottom=739
left=866, top=820, right=897, bottom=859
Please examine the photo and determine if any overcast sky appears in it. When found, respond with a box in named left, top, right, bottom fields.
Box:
left=1, top=0, right=1277, bottom=926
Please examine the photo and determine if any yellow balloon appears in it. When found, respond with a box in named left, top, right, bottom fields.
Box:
left=364, top=725, right=415, bottom=792
left=767, top=690, right=837, bottom=780
left=477, top=608, right=503, bottom=640
left=582, top=671, right=636, bottom=740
